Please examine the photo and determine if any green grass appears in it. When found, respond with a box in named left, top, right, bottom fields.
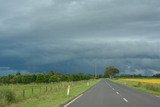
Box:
left=0, top=79, right=100, bottom=107
left=110, top=78, right=160, bottom=96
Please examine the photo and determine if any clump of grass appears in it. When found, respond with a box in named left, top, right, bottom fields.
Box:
left=133, top=82, right=142, bottom=87
left=0, top=89, right=15, bottom=106
left=145, top=84, right=160, bottom=91
left=137, top=82, right=142, bottom=87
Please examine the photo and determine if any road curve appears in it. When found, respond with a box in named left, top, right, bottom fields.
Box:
left=65, top=79, right=160, bottom=107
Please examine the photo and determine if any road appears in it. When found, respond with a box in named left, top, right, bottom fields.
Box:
left=65, top=79, right=160, bottom=107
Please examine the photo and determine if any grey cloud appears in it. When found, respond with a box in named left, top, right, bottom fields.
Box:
left=0, top=67, right=28, bottom=75
left=0, top=0, right=160, bottom=75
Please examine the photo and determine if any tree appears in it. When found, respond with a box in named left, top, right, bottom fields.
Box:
left=49, top=75, right=60, bottom=82
left=105, top=66, right=119, bottom=78
left=16, top=72, right=21, bottom=76
left=36, top=74, right=45, bottom=83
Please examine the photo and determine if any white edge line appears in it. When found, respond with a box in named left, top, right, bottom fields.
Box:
left=64, top=94, right=83, bottom=107
left=123, top=98, right=128, bottom=102
left=156, top=96, right=160, bottom=98
left=116, top=92, right=119, bottom=94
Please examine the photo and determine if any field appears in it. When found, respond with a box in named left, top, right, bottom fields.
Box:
left=111, top=78, right=160, bottom=95
left=0, top=79, right=100, bottom=107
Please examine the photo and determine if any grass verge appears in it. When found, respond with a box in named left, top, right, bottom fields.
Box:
left=0, top=79, right=100, bottom=107
left=110, top=78, right=160, bottom=96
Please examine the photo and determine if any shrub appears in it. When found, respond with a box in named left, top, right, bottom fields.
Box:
left=133, top=82, right=141, bottom=87
left=145, top=84, right=160, bottom=91
left=137, top=82, right=142, bottom=87
left=0, top=89, right=15, bottom=106
left=49, top=75, right=60, bottom=82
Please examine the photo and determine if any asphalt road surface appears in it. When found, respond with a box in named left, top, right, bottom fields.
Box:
left=65, top=79, right=160, bottom=107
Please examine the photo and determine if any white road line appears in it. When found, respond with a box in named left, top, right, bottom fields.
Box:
left=123, top=98, right=128, bottom=102
left=64, top=94, right=83, bottom=107
left=156, top=96, right=160, bottom=98
left=105, top=81, right=112, bottom=87
left=105, top=81, right=109, bottom=85
left=105, top=81, right=114, bottom=90
left=116, top=92, right=119, bottom=94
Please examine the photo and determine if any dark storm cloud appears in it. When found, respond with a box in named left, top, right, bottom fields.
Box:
left=0, top=0, right=160, bottom=75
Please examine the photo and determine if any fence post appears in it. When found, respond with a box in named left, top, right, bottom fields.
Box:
left=46, top=86, right=47, bottom=92
left=32, top=88, right=33, bottom=94
left=3, top=96, right=6, bottom=104
left=40, top=87, right=41, bottom=93
left=23, top=90, right=25, bottom=98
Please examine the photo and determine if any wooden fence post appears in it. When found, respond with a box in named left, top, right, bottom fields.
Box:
left=23, top=90, right=25, bottom=98
left=50, top=86, right=52, bottom=91
left=40, top=87, right=41, bottom=93
left=46, top=86, right=47, bottom=92
left=32, top=88, right=33, bottom=94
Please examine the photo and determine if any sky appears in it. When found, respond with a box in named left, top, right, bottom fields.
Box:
left=0, top=0, right=160, bottom=75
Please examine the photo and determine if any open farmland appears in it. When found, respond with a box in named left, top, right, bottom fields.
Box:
left=122, top=78, right=160, bottom=84
left=111, top=78, right=160, bottom=96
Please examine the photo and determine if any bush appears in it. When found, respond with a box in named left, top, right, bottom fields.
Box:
left=145, top=84, right=160, bottom=91
left=0, top=89, right=15, bottom=106
left=133, top=82, right=142, bottom=87
left=49, top=75, right=60, bottom=82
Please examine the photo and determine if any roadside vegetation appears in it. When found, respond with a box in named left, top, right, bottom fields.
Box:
left=111, top=78, right=160, bottom=96
left=0, top=79, right=100, bottom=107
left=0, top=71, right=102, bottom=107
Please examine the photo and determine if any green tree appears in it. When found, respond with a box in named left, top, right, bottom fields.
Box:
left=105, top=66, right=119, bottom=78
left=36, top=74, right=45, bottom=83
left=44, top=74, right=50, bottom=83
left=16, top=72, right=21, bottom=76
left=49, top=75, right=60, bottom=82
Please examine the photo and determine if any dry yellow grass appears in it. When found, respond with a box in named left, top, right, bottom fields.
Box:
left=122, top=78, right=160, bottom=84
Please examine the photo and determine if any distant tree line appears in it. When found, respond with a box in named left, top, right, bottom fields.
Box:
left=152, top=73, right=160, bottom=78
left=0, top=71, right=100, bottom=84
left=104, top=66, right=160, bottom=78
left=117, top=74, right=160, bottom=78
left=118, top=74, right=143, bottom=78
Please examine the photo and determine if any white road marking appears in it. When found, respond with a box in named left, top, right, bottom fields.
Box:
left=106, top=80, right=128, bottom=103
left=105, top=81, right=115, bottom=90
left=156, top=96, right=160, bottom=98
left=123, top=98, right=128, bottom=102
left=105, top=81, right=109, bottom=85
left=105, top=81, right=112, bottom=87
left=64, top=94, right=83, bottom=107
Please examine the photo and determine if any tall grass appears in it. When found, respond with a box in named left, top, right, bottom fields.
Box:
left=0, top=89, right=15, bottom=107
left=145, top=84, right=160, bottom=91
